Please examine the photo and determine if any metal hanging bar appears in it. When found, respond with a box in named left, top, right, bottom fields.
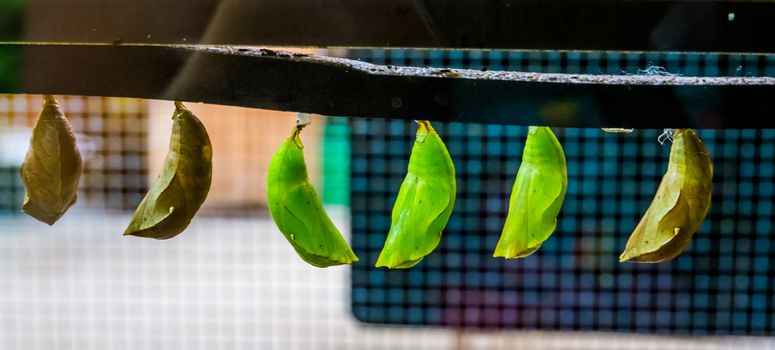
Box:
left=1, top=43, right=774, bottom=128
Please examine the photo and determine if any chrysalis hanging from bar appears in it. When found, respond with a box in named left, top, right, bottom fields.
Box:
left=124, top=102, right=212, bottom=239
left=266, top=114, right=359, bottom=267
left=376, top=120, right=456, bottom=269
left=20, top=95, right=83, bottom=225
left=620, top=129, right=713, bottom=263
left=494, top=126, right=567, bottom=258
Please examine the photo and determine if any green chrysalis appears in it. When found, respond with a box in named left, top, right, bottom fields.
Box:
left=494, top=126, right=567, bottom=259
left=267, top=122, right=359, bottom=268
left=124, top=102, right=212, bottom=239
left=376, top=120, right=456, bottom=269
left=20, top=95, right=83, bottom=225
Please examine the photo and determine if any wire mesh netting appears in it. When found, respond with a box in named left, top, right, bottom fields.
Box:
left=351, top=123, right=775, bottom=334
left=348, top=49, right=775, bottom=335
left=0, top=95, right=148, bottom=212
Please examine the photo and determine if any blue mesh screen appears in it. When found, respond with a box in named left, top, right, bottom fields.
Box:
left=349, top=50, right=775, bottom=335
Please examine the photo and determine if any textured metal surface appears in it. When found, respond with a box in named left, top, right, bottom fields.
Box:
left=7, top=0, right=775, bottom=52
left=2, top=43, right=775, bottom=128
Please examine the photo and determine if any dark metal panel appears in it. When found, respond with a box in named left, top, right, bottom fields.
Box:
left=2, top=43, right=774, bottom=128
left=7, top=0, right=775, bottom=52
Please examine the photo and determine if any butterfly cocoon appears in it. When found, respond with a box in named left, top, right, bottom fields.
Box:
left=376, top=120, right=456, bottom=269
left=267, top=124, right=358, bottom=268
left=124, top=102, right=212, bottom=239
left=494, top=126, right=567, bottom=259
left=620, top=129, right=713, bottom=263
left=20, top=95, right=83, bottom=225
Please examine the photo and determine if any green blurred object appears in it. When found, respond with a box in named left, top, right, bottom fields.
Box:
left=320, top=117, right=349, bottom=206
left=0, top=0, right=24, bottom=41
left=0, top=0, right=23, bottom=89
left=0, top=46, right=21, bottom=90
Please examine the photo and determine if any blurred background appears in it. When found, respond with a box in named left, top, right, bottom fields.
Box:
left=1, top=49, right=775, bottom=349
left=0, top=100, right=771, bottom=350
left=2, top=0, right=775, bottom=348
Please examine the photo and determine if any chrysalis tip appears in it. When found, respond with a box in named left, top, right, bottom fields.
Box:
left=296, top=113, right=312, bottom=128
left=43, top=95, right=58, bottom=105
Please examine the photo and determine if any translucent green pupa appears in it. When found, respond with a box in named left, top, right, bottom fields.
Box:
left=494, top=126, right=567, bottom=258
left=267, top=122, right=358, bottom=268
left=376, top=120, right=456, bottom=269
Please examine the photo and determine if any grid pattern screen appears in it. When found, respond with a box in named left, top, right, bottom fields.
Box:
left=349, top=49, right=775, bottom=335
left=0, top=95, right=149, bottom=213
